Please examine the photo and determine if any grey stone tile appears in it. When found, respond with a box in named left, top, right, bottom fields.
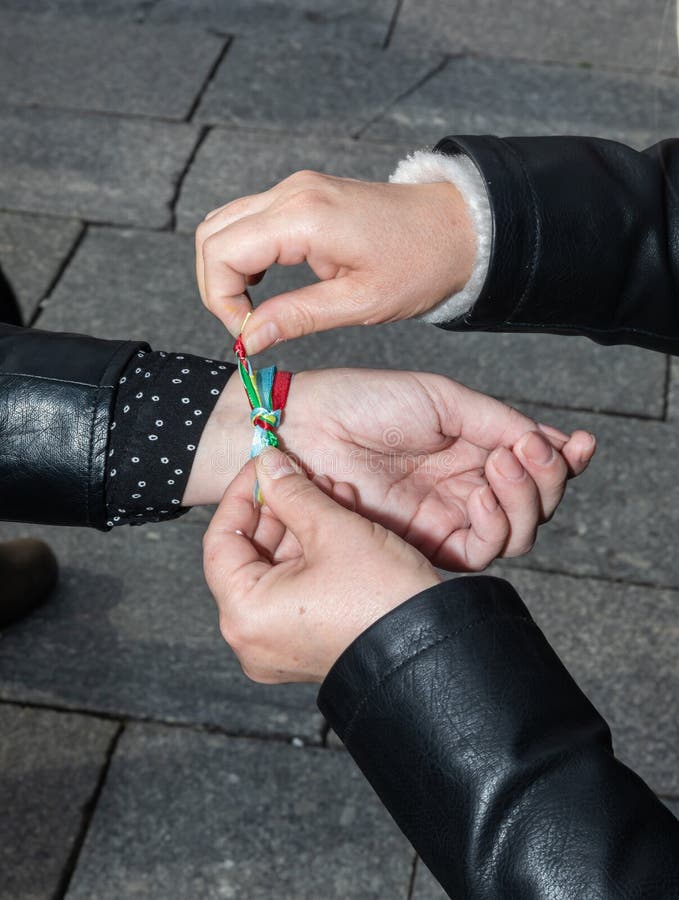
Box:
left=150, top=0, right=397, bottom=45
left=365, top=54, right=679, bottom=147
left=67, top=725, right=413, bottom=899
left=662, top=797, right=679, bottom=820
left=196, top=33, right=439, bottom=137
left=41, top=227, right=228, bottom=358
left=176, top=127, right=404, bottom=233
left=0, top=107, right=198, bottom=227
left=0, top=211, right=82, bottom=322
left=392, top=0, right=678, bottom=74
left=242, top=263, right=666, bottom=418
left=491, top=406, right=679, bottom=587
left=1, top=0, right=150, bottom=19
left=0, top=704, right=117, bottom=900
left=485, top=567, right=679, bottom=794
left=0, top=13, right=225, bottom=119
left=0, top=519, right=321, bottom=739
left=411, top=859, right=447, bottom=899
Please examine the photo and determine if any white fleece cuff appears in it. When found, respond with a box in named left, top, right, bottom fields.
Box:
left=389, top=150, right=491, bottom=324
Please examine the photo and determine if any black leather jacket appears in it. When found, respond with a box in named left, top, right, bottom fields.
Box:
left=1, top=136, right=678, bottom=897
left=319, top=135, right=679, bottom=898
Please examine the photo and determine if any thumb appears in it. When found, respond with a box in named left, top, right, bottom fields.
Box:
left=255, top=448, right=353, bottom=548
left=244, top=279, right=367, bottom=355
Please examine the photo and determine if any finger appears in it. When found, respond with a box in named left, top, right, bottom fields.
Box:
left=203, top=460, right=270, bottom=596
left=561, top=430, right=596, bottom=477
left=433, top=485, right=509, bottom=571
left=244, top=278, right=368, bottom=355
left=255, top=448, right=355, bottom=551
left=196, top=194, right=272, bottom=306
left=331, top=481, right=358, bottom=512
left=513, top=430, right=569, bottom=521
left=485, top=447, right=540, bottom=557
left=202, top=208, right=319, bottom=336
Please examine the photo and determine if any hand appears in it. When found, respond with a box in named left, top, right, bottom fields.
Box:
left=195, top=172, right=474, bottom=354
left=203, top=447, right=441, bottom=683
left=186, top=367, right=596, bottom=571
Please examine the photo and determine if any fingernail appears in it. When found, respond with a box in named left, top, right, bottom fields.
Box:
left=537, top=422, right=569, bottom=443
left=245, top=320, right=279, bottom=355
left=580, top=433, right=596, bottom=463
left=493, top=447, right=525, bottom=481
left=481, top=486, right=498, bottom=513
left=257, top=448, right=296, bottom=479
left=522, top=432, right=554, bottom=466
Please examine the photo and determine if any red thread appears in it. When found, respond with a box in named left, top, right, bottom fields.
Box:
left=233, top=336, right=247, bottom=361
left=272, top=370, right=292, bottom=410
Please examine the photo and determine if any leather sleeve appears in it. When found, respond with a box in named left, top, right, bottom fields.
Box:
left=318, top=577, right=679, bottom=899
left=436, top=135, right=679, bottom=353
left=0, top=323, right=148, bottom=529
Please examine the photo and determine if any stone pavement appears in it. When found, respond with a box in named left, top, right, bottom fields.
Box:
left=0, top=1, right=678, bottom=897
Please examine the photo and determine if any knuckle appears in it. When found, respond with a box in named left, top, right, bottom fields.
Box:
left=285, top=299, right=319, bottom=337
left=218, top=607, right=253, bottom=655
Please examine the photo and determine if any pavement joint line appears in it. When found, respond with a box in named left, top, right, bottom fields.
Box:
left=50, top=721, right=125, bottom=900
left=500, top=394, right=668, bottom=424
left=29, top=222, right=88, bottom=328
left=382, top=0, right=404, bottom=50
left=186, top=34, right=234, bottom=123
left=168, top=125, right=212, bottom=231
left=352, top=53, right=452, bottom=140
left=503, top=560, right=679, bottom=594
left=415, top=47, right=679, bottom=81
left=0, top=101, right=194, bottom=127
left=406, top=853, right=419, bottom=900
left=0, top=696, right=323, bottom=748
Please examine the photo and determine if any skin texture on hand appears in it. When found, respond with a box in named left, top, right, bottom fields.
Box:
left=186, top=367, right=596, bottom=572
left=195, top=172, right=475, bottom=354
left=203, top=448, right=442, bottom=684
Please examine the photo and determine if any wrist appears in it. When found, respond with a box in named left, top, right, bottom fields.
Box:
left=182, top=370, right=251, bottom=506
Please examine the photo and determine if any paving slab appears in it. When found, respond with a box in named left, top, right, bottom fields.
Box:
left=176, top=127, right=405, bottom=233
left=392, top=0, right=679, bottom=74
left=486, top=566, right=679, bottom=795
left=0, top=704, right=117, bottom=900
left=662, top=797, right=679, bottom=819
left=66, top=725, right=413, bottom=899
left=41, top=227, right=227, bottom=357
left=0, top=13, right=225, bottom=119
left=0, top=211, right=82, bottom=322
left=0, top=107, right=198, bottom=228
left=196, top=33, right=439, bottom=137
left=492, top=405, right=679, bottom=587
left=0, top=519, right=321, bottom=739
left=1, top=0, right=151, bottom=19
left=364, top=53, right=679, bottom=147
left=150, top=0, right=397, bottom=45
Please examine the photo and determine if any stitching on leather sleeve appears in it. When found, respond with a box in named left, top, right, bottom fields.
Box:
left=342, top=613, right=534, bottom=743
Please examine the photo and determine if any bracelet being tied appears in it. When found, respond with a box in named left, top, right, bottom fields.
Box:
left=233, top=335, right=292, bottom=503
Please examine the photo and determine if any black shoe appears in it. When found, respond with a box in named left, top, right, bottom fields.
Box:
left=0, top=538, right=59, bottom=628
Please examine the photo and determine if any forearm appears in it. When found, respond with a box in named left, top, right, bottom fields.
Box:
left=319, top=577, right=679, bottom=899
left=402, top=136, right=679, bottom=352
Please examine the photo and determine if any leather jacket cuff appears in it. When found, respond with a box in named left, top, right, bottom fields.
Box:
left=0, top=324, right=148, bottom=529
left=318, top=575, right=532, bottom=741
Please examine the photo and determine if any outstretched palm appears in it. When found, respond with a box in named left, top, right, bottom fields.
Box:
left=280, top=368, right=593, bottom=571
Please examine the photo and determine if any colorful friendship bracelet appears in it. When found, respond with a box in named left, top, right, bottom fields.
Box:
left=233, top=335, right=292, bottom=503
